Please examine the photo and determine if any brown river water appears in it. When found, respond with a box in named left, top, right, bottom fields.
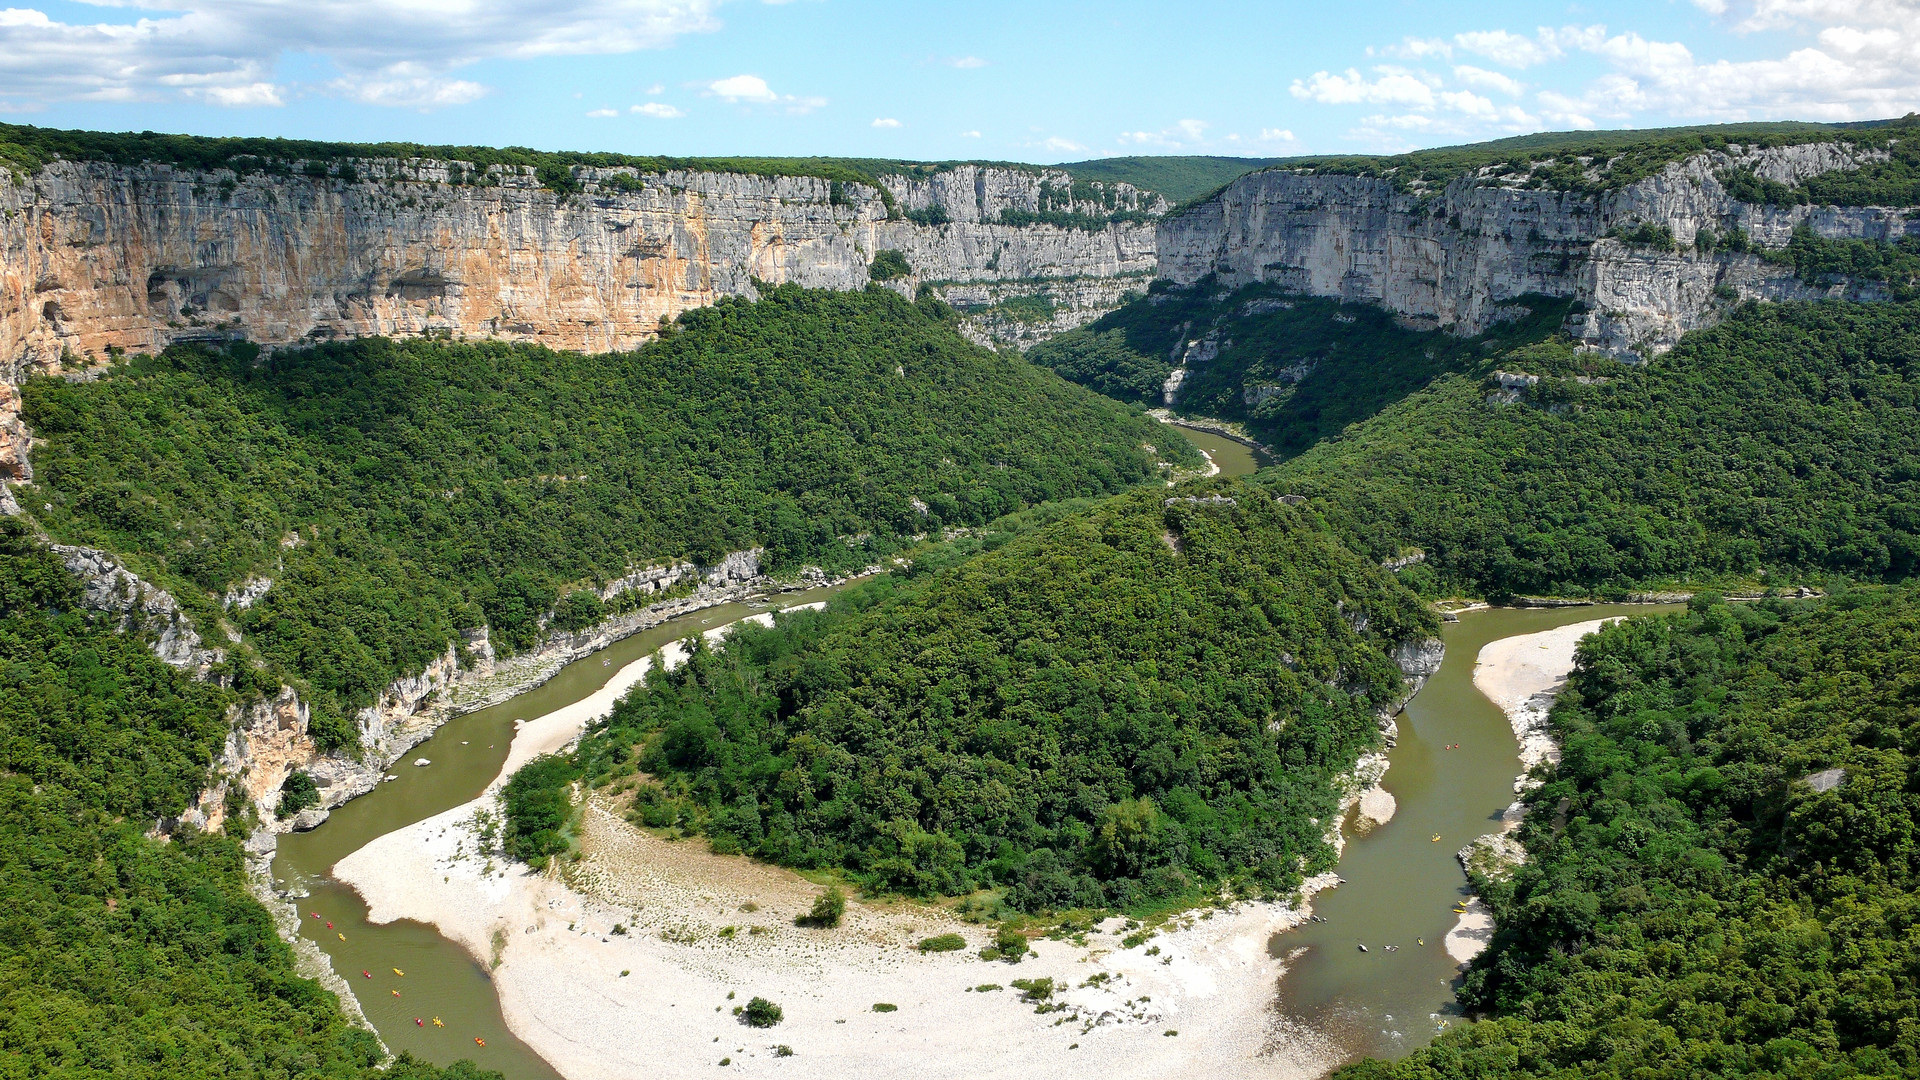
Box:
left=1271, top=603, right=1680, bottom=1065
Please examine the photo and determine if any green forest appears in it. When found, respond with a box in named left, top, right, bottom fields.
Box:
left=1262, top=299, right=1920, bottom=597
left=0, top=519, right=494, bottom=1080
left=20, top=285, right=1188, bottom=746
left=1028, top=282, right=1572, bottom=455
left=568, top=479, right=1436, bottom=911
left=1344, top=588, right=1920, bottom=1080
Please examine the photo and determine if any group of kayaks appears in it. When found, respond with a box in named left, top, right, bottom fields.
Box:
left=310, top=911, right=484, bottom=1048
left=1354, top=901, right=1473, bottom=952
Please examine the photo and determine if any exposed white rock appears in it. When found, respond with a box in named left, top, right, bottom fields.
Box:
left=0, top=160, right=1161, bottom=376
left=53, top=544, right=224, bottom=674
left=1157, top=141, right=1918, bottom=360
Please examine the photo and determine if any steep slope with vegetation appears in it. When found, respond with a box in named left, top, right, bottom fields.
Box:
left=1261, top=299, right=1920, bottom=597
left=1028, top=281, right=1571, bottom=456
left=18, top=285, right=1192, bottom=745
left=566, top=479, right=1438, bottom=912
left=0, top=519, right=492, bottom=1080
left=1344, top=588, right=1920, bottom=1080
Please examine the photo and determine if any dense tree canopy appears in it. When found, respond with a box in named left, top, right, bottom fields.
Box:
left=573, top=480, right=1437, bottom=911
left=21, top=285, right=1188, bottom=744
left=0, top=520, right=493, bottom=1080
left=1263, top=299, right=1920, bottom=597
left=1028, top=283, right=1571, bottom=457
left=1343, top=588, right=1920, bottom=1080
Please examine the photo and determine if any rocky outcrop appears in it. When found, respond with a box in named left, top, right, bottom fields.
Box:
left=0, top=159, right=1160, bottom=378
left=1387, top=635, right=1446, bottom=715
left=53, top=543, right=225, bottom=675
left=236, top=548, right=799, bottom=833
left=1158, top=140, right=1918, bottom=359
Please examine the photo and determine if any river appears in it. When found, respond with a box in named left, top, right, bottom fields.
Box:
left=1165, top=421, right=1265, bottom=478
left=272, top=440, right=1655, bottom=1079
left=1270, top=603, right=1680, bottom=1065
left=270, top=582, right=860, bottom=1079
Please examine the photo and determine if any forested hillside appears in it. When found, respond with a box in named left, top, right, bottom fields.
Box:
left=18, top=285, right=1190, bottom=745
left=1261, top=299, right=1920, bottom=597
left=1344, top=588, right=1920, bottom=1080
left=0, top=519, right=493, bottom=1080
left=567, top=479, right=1437, bottom=912
left=1028, top=282, right=1569, bottom=455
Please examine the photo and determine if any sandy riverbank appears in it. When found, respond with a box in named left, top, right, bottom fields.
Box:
left=1473, top=617, right=1621, bottom=780
left=335, top=611, right=1345, bottom=1080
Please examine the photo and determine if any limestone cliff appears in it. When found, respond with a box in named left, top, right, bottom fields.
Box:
left=1157, top=140, right=1917, bottom=359
left=0, top=158, right=1159, bottom=376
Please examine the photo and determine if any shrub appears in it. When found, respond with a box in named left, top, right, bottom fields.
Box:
left=1011, top=977, right=1054, bottom=1003
left=795, top=886, right=846, bottom=928
left=917, top=933, right=966, bottom=953
left=994, top=923, right=1029, bottom=962
left=501, top=753, right=580, bottom=868
left=868, top=249, right=911, bottom=281
left=742, top=997, right=783, bottom=1027
left=871, top=1003, right=898, bottom=1013
left=552, top=589, right=605, bottom=632
left=276, top=770, right=320, bottom=818
left=536, top=162, right=581, bottom=195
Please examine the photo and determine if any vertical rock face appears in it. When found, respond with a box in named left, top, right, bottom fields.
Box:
left=1157, top=141, right=1917, bottom=359
left=0, top=159, right=1161, bottom=375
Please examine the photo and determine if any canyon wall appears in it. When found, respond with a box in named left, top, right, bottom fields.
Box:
left=1157, top=141, right=1917, bottom=358
left=0, top=158, right=1161, bottom=377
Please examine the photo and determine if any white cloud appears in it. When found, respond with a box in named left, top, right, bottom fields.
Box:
left=958, top=129, right=981, bottom=138
left=1256, top=127, right=1298, bottom=143
left=946, top=55, right=988, bottom=68
left=329, top=72, right=489, bottom=109
left=1453, top=29, right=1560, bottom=68
left=871, top=117, right=900, bottom=128
left=1383, top=37, right=1454, bottom=60
left=1114, top=118, right=1216, bottom=150
left=195, top=82, right=285, bottom=107
left=1541, top=13, right=1920, bottom=123
left=646, top=83, right=666, bottom=94
left=1453, top=65, right=1525, bottom=96
left=586, top=106, right=620, bottom=117
left=707, top=73, right=779, bottom=103
left=704, top=73, right=825, bottom=112
left=1042, top=136, right=1087, bottom=153
left=1318, top=6, right=1920, bottom=147
left=632, top=101, right=684, bottom=118
left=0, top=0, right=720, bottom=109
left=1291, top=67, right=1438, bottom=108
left=1361, top=113, right=1436, bottom=129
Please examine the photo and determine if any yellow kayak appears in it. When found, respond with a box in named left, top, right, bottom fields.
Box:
left=393, top=968, right=405, bottom=977
left=337, top=933, right=346, bottom=941
left=1430, top=834, right=1441, bottom=842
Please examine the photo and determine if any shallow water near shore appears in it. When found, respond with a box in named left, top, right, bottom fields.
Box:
left=1270, top=603, right=1679, bottom=1065
left=271, top=582, right=857, bottom=1079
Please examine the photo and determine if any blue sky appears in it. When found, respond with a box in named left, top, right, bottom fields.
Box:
left=2, top=0, right=1916, bottom=162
